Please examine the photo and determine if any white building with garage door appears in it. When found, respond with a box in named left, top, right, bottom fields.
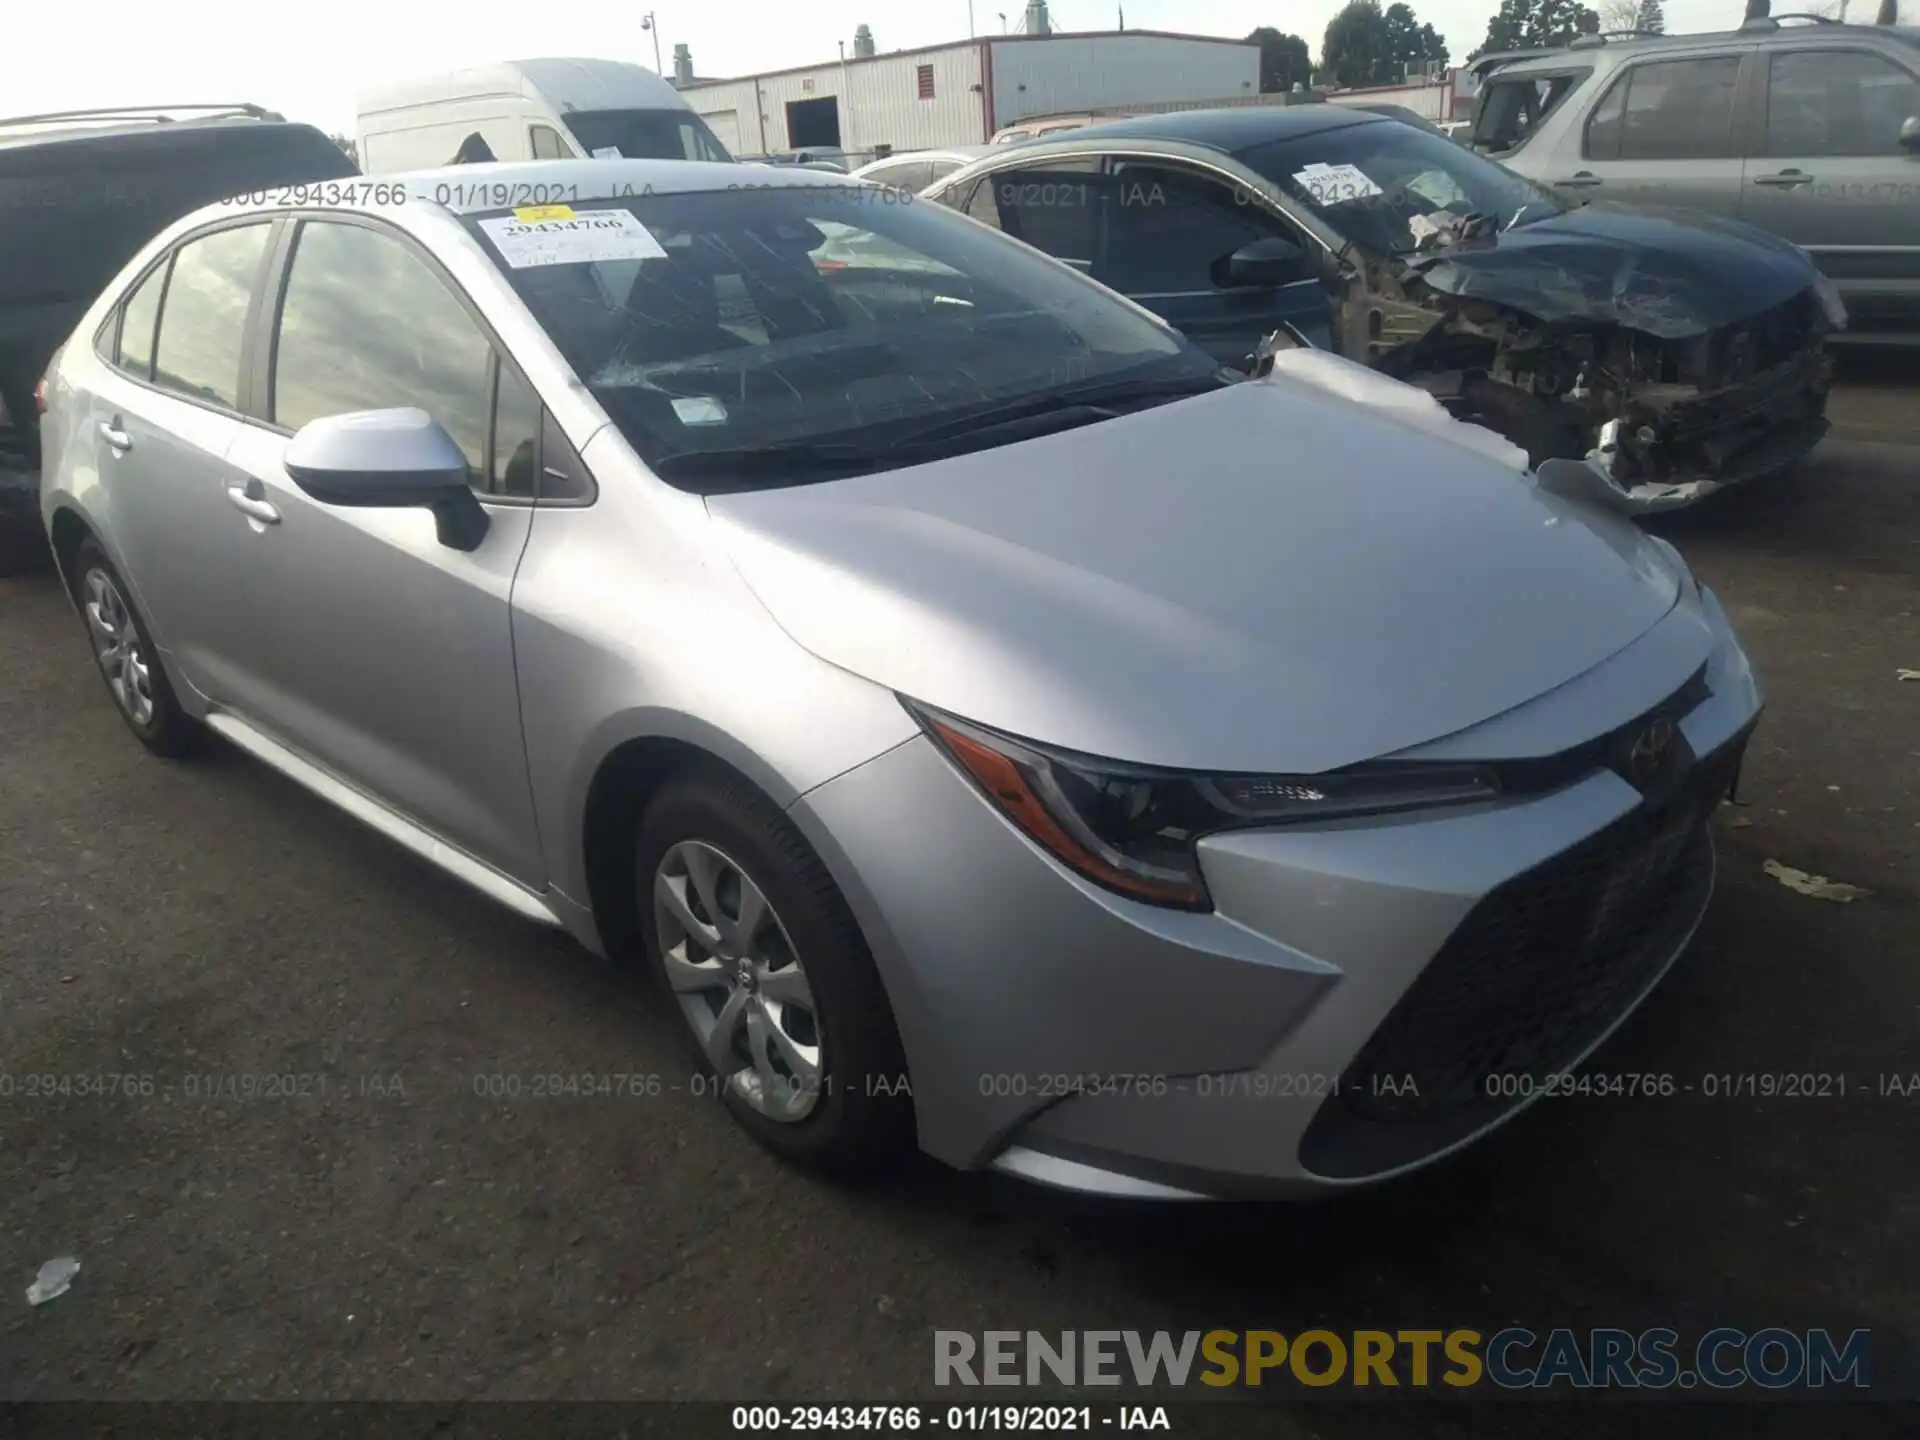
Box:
left=677, top=19, right=1260, bottom=163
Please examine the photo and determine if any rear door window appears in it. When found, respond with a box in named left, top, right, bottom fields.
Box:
left=150, top=223, right=272, bottom=409
left=1587, top=56, right=1744, bottom=161
left=1764, top=50, right=1919, bottom=157
left=970, top=160, right=1105, bottom=270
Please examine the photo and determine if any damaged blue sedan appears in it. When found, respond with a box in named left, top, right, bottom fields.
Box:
left=923, top=106, right=1846, bottom=513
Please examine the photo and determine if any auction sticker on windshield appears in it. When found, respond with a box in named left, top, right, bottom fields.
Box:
left=478, top=207, right=667, bottom=268
left=1293, top=163, right=1383, bottom=207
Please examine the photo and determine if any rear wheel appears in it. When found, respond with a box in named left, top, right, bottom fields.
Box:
left=635, top=764, right=913, bottom=1173
left=73, top=537, right=197, bottom=757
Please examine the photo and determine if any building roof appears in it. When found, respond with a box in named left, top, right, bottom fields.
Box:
left=1066, top=105, right=1382, bottom=154
left=680, top=29, right=1258, bottom=89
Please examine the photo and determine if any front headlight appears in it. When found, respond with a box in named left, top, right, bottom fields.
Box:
left=907, top=702, right=1501, bottom=910
left=1811, top=272, right=1848, bottom=331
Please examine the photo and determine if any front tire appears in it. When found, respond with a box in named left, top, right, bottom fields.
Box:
left=635, top=764, right=913, bottom=1174
left=72, top=537, right=197, bottom=757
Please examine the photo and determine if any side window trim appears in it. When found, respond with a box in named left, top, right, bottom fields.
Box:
left=1583, top=70, right=1628, bottom=161
left=536, top=407, right=596, bottom=506
left=236, top=217, right=291, bottom=420
left=250, top=211, right=596, bottom=508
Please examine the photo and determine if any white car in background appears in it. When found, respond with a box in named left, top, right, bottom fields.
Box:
left=851, top=146, right=993, bottom=194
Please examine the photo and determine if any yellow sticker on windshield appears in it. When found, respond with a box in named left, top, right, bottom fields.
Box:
left=514, top=204, right=577, bottom=223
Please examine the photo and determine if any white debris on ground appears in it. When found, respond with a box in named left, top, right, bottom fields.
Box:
left=1762, top=860, right=1872, bottom=904
left=25, top=1256, right=79, bottom=1306
left=1897, top=669, right=1919, bottom=682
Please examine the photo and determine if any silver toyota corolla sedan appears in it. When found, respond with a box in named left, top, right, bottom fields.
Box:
left=39, top=159, right=1762, bottom=1200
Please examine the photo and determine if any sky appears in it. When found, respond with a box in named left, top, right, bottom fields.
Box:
left=6, top=0, right=1867, bottom=138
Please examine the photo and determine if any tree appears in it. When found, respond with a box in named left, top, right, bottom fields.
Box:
left=1321, top=1, right=1394, bottom=88
left=1469, top=0, right=1601, bottom=61
left=1383, top=3, right=1451, bottom=72
left=1631, top=0, right=1666, bottom=31
left=1599, top=0, right=1640, bottom=30
left=1245, top=26, right=1313, bottom=91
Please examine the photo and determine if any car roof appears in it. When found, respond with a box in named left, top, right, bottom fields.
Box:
left=0, top=106, right=295, bottom=153
left=358, top=58, right=689, bottom=116
left=859, top=146, right=990, bottom=167
left=382, top=158, right=858, bottom=213
left=1038, top=105, right=1386, bottom=156
left=1485, top=21, right=1920, bottom=75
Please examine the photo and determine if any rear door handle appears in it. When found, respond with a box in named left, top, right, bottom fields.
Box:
left=1557, top=171, right=1604, bottom=189
left=225, top=479, right=281, bottom=525
left=99, top=420, right=131, bottom=451
left=1753, top=170, right=1813, bottom=188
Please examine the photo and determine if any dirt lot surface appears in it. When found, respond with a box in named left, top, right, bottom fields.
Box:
left=2, top=355, right=1916, bottom=1436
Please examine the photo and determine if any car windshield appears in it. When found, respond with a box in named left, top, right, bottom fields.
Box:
left=563, top=109, right=734, bottom=163
left=1240, top=120, right=1564, bottom=256
left=465, top=184, right=1212, bottom=488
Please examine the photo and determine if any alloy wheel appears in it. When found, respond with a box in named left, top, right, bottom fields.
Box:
left=653, top=839, right=824, bottom=1121
left=83, top=567, right=155, bottom=728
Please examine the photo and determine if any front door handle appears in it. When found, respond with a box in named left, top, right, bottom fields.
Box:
left=225, top=479, right=281, bottom=525
left=99, top=419, right=132, bottom=452
left=1557, top=171, right=1604, bottom=189
left=1752, top=169, right=1814, bottom=188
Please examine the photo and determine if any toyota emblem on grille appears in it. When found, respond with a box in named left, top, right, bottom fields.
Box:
left=1626, top=716, right=1677, bottom=789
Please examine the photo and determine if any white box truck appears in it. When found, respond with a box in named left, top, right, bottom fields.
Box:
left=356, top=58, right=734, bottom=173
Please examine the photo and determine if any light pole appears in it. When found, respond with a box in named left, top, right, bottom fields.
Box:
left=640, top=12, right=664, bottom=77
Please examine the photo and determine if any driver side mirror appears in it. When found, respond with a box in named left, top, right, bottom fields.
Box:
left=1900, top=116, right=1920, bottom=154
left=1215, top=237, right=1308, bottom=290
left=283, top=408, right=490, bottom=552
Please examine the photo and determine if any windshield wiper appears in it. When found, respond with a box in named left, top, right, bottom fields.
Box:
left=890, top=372, right=1233, bottom=448
left=650, top=442, right=896, bottom=483
left=652, top=372, right=1235, bottom=487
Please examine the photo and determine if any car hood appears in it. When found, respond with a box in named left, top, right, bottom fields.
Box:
left=707, top=379, right=1683, bottom=775
left=1410, top=202, right=1821, bottom=339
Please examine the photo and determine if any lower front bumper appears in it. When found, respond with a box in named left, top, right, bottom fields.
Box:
left=790, top=590, right=1762, bottom=1199
left=1594, top=347, right=1833, bottom=514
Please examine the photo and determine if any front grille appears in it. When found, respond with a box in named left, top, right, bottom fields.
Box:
left=1299, top=731, right=1749, bottom=1181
